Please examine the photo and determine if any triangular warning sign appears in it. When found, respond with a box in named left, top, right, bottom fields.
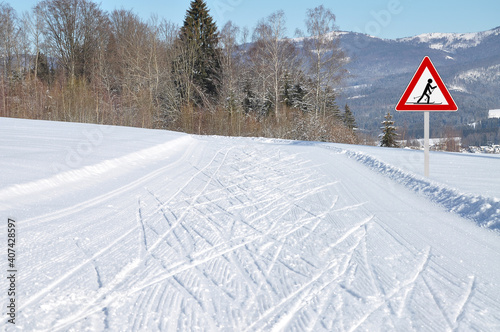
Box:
left=396, top=56, right=457, bottom=111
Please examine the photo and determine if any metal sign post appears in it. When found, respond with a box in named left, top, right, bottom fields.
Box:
left=424, top=111, right=430, bottom=177
left=395, top=56, right=458, bottom=178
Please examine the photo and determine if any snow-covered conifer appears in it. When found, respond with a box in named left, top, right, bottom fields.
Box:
left=380, top=111, right=398, bottom=147
left=343, top=104, right=356, bottom=129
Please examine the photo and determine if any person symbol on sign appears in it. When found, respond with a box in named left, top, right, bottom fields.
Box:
left=416, top=79, right=437, bottom=104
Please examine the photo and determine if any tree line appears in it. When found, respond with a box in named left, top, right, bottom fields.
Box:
left=0, top=0, right=358, bottom=143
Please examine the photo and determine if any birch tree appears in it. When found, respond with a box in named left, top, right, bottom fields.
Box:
left=0, top=3, right=17, bottom=79
left=0, top=3, right=18, bottom=116
left=251, top=10, right=297, bottom=123
left=304, top=5, right=347, bottom=119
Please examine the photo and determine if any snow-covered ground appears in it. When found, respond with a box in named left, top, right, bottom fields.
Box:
left=1, top=118, right=499, bottom=331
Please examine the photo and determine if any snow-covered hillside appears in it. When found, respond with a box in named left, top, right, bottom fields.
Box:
left=398, top=27, right=500, bottom=52
left=1, top=118, right=500, bottom=331
left=335, top=27, right=500, bottom=133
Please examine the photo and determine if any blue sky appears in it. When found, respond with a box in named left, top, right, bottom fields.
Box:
left=11, top=0, right=500, bottom=39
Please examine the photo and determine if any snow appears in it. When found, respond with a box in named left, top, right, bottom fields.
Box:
left=429, top=43, right=445, bottom=51
left=489, top=109, right=500, bottom=119
left=398, top=28, right=500, bottom=51
left=1, top=118, right=500, bottom=331
left=455, top=64, right=500, bottom=83
left=449, top=85, right=467, bottom=93
left=347, top=95, right=367, bottom=100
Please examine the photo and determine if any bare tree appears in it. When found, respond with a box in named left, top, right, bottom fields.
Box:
left=157, top=19, right=181, bottom=125
left=0, top=3, right=17, bottom=76
left=144, top=16, right=182, bottom=128
left=108, top=9, right=153, bottom=125
left=21, top=7, right=49, bottom=119
left=304, top=5, right=348, bottom=118
left=251, top=11, right=298, bottom=123
left=0, top=3, right=18, bottom=115
left=219, top=23, right=240, bottom=108
left=36, top=0, right=109, bottom=81
left=22, top=8, right=45, bottom=82
left=106, top=10, right=181, bottom=127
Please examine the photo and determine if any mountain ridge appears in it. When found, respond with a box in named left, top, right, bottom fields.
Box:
left=329, top=26, right=500, bottom=136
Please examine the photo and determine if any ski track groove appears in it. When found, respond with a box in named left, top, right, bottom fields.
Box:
left=50, top=258, right=143, bottom=331
left=187, top=188, right=278, bottom=296
left=347, top=246, right=432, bottom=332
left=17, top=138, right=197, bottom=227
left=321, top=216, right=374, bottom=258
left=147, top=148, right=232, bottom=254
left=453, top=275, right=476, bottom=330
left=304, top=286, right=335, bottom=332
left=280, top=236, right=365, bottom=332
left=254, top=226, right=365, bottom=332
left=131, top=146, right=329, bottom=329
left=301, top=196, right=339, bottom=241
left=12, top=133, right=498, bottom=331
left=18, top=227, right=139, bottom=313
left=171, top=275, right=209, bottom=326
left=137, top=198, right=149, bottom=253
left=361, top=231, right=385, bottom=301
left=54, top=152, right=243, bottom=330
left=422, top=275, right=454, bottom=329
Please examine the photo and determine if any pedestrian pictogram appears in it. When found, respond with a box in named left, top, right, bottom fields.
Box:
left=395, top=56, right=457, bottom=111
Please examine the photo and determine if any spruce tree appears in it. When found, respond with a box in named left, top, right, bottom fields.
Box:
left=323, top=87, right=340, bottom=120
left=282, top=73, right=293, bottom=108
left=291, top=83, right=308, bottom=111
left=242, top=80, right=255, bottom=114
left=380, top=111, right=399, bottom=147
left=179, top=0, right=221, bottom=102
left=35, top=52, right=52, bottom=84
left=343, top=104, right=356, bottom=129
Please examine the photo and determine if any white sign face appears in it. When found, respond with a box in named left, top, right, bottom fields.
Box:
left=395, top=56, right=457, bottom=112
left=404, top=68, right=448, bottom=106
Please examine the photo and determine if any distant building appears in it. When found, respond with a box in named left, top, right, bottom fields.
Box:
left=488, top=109, right=500, bottom=119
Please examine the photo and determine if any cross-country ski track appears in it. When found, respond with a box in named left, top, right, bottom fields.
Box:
left=1, top=118, right=499, bottom=331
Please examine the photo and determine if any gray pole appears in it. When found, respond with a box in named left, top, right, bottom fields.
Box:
left=424, top=111, right=430, bottom=177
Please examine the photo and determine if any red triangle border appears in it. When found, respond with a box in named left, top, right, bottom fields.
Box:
left=395, top=56, right=458, bottom=111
